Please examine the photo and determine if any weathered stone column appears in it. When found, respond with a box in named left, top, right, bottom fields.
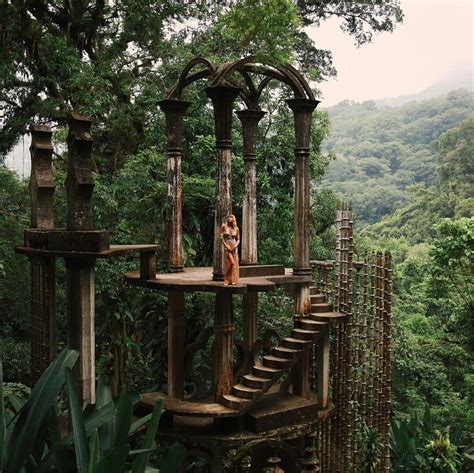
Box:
left=236, top=109, right=265, bottom=265
left=158, top=99, right=190, bottom=272
left=66, top=258, right=95, bottom=405
left=237, top=109, right=265, bottom=356
left=167, top=292, right=185, bottom=399
left=287, top=98, right=319, bottom=315
left=214, top=291, right=235, bottom=400
left=206, top=85, right=240, bottom=281
left=29, top=125, right=56, bottom=384
left=65, top=113, right=96, bottom=405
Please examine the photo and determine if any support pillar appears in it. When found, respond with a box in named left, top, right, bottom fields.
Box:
left=29, top=124, right=56, bottom=384
left=287, top=98, right=319, bottom=399
left=66, top=259, right=96, bottom=406
left=237, top=109, right=265, bottom=265
left=287, top=98, right=319, bottom=317
left=168, top=292, right=185, bottom=399
left=30, top=256, right=56, bottom=384
left=214, top=291, right=234, bottom=401
left=158, top=99, right=190, bottom=272
left=292, top=344, right=311, bottom=399
left=317, top=325, right=330, bottom=408
left=65, top=114, right=96, bottom=405
left=206, top=85, right=241, bottom=281
left=237, top=109, right=265, bottom=354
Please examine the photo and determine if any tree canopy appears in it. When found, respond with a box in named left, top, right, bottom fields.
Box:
left=1, top=0, right=403, bottom=163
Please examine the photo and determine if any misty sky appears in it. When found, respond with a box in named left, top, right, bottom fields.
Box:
left=310, top=0, right=473, bottom=106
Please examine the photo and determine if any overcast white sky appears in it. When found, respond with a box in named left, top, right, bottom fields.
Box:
left=309, top=0, right=473, bottom=105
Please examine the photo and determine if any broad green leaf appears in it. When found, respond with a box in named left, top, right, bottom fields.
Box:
left=128, top=448, right=157, bottom=456
left=114, top=392, right=133, bottom=447
left=96, top=380, right=115, bottom=452
left=47, top=407, right=62, bottom=447
left=131, top=400, right=163, bottom=473
left=88, top=430, right=100, bottom=473
left=129, top=413, right=152, bottom=435
left=65, top=368, right=90, bottom=473
left=62, top=402, right=116, bottom=445
left=92, top=445, right=129, bottom=473
left=5, top=349, right=79, bottom=473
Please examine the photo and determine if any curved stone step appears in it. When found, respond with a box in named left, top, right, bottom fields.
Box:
left=262, top=355, right=293, bottom=370
left=310, top=294, right=326, bottom=303
left=309, top=286, right=319, bottom=295
left=311, top=302, right=333, bottom=313
left=243, top=374, right=273, bottom=390
left=292, top=328, right=320, bottom=342
left=281, top=337, right=312, bottom=350
left=273, top=346, right=301, bottom=360
left=297, top=318, right=327, bottom=332
left=222, top=394, right=251, bottom=410
left=252, top=364, right=282, bottom=379
left=233, top=383, right=262, bottom=400
left=310, top=312, right=346, bottom=323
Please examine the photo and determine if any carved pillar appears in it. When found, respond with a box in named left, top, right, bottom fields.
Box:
left=237, top=109, right=265, bottom=356
left=287, top=98, right=319, bottom=316
left=287, top=98, right=319, bottom=276
left=317, top=326, right=330, bottom=408
left=66, top=258, right=95, bottom=405
left=168, top=292, right=185, bottom=399
left=237, top=109, right=265, bottom=265
left=158, top=99, right=190, bottom=272
left=66, top=113, right=94, bottom=231
left=65, top=114, right=96, bottom=405
left=214, top=291, right=234, bottom=400
left=206, top=85, right=240, bottom=281
left=29, top=125, right=56, bottom=384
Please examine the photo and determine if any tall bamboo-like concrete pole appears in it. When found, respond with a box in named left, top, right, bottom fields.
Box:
left=29, top=125, right=56, bottom=384
left=237, top=109, right=265, bottom=355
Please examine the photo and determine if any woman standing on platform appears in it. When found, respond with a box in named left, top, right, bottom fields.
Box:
left=221, top=214, right=240, bottom=285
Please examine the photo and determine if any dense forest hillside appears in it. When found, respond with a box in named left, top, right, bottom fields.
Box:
left=324, top=91, right=474, bottom=466
left=322, top=88, right=473, bottom=225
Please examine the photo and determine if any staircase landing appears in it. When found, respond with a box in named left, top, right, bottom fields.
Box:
left=125, top=265, right=312, bottom=293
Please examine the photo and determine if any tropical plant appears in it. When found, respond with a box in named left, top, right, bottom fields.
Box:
left=390, top=408, right=467, bottom=472
left=416, top=431, right=462, bottom=473
left=359, top=426, right=383, bottom=473
left=0, top=349, right=185, bottom=472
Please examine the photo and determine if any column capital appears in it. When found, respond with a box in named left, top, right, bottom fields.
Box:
left=286, top=98, right=320, bottom=150
left=158, top=99, right=191, bottom=151
left=206, top=85, right=241, bottom=146
left=158, top=98, right=191, bottom=114
left=286, top=97, right=320, bottom=113
left=237, top=109, right=266, bottom=159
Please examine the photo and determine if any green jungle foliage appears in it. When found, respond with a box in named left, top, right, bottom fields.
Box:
left=1, top=0, right=472, bottom=471
left=0, top=349, right=184, bottom=472
left=323, top=90, right=473, bottom=225
left=352, top=111, right=474, bottom=469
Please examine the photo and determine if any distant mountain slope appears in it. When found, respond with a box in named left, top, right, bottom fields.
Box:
left=375, top=66, right=473, bottom=107
left=321, top=89, right=473, bottom=226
